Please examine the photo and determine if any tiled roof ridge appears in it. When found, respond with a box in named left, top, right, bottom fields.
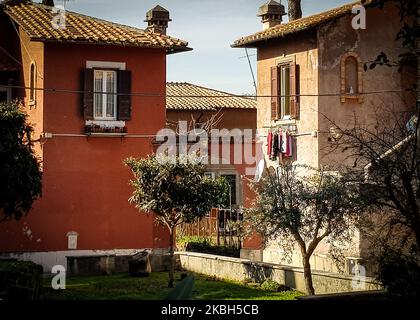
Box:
left=233, top=0, right=376, bottom=47
left=166, top=82, right=257, bottom=111
left=4, top=1, right=190, bottom=51
left=32, top=3, right=186, bottom=45
left=167, top=82, right=257, bottom=101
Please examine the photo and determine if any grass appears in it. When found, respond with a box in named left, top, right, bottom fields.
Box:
left=42, top=272, right=304, bottom=300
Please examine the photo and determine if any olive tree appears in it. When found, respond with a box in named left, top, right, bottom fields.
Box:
left=0, top=101, right=42, bottom=222
left=125, top=155, right=228, bottom=287
left=247, top=165, right=362, bottom=295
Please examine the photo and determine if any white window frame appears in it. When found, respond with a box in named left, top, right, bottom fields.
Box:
left=86, top=61, right=126, bottom=126
left=204, top=172, right=216, bottom=180
left=279, top=64, right=291, bottom=120
left=93, top=69, right=118, bottom=121
left=0, top=86, right=12, bottom=103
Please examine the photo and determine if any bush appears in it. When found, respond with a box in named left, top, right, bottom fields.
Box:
left=261, top=279, right=280, bottom=292
left=0, top=260, right=43, bottom=300
left=185, top=242, right=240, bottom=258
left=177, top=236, right=211, bottom=249
left=376, top=248, right=420, bottom=299
left=177, top=235, right=240, bottom=257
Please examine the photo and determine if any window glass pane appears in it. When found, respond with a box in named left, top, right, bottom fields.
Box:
left=94, top=71, right=103, bottom=118
left=284, top=66, right=290, bottom=116
left=221, top=174, right=237, bottom=205
left=280, top=65, right=291, bottom=118
left=105, top=71, right=115, bottom=118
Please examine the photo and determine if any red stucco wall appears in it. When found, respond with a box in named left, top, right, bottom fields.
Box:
left=0, top=43, right=170, bottom=252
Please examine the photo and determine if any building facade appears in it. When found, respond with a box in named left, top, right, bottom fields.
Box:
left=0, top=1, right=190, bottom=270
left=233, top=0, right=415, bottom=274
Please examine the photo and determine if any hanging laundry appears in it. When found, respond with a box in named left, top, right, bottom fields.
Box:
left=280, top=129, right=287, bottom=154
left=278, top=128, right=283, bottom=161
left=285, top=132, right=293, bottom=158
left=271, top=132, right=279, bottom=161
left=267, top=131, right=273, bottom=156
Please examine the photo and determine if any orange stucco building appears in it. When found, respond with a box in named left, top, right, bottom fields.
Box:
left=233, top=0, right=415, bottom=274
left=165, top=82, right=261, bottom=251
left=0, top=1, right=190, bottom=269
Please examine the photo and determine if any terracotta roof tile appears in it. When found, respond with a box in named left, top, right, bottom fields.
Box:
left=232, top=0, right=375, bottom=47
left=166, top=82, right=257, bottom=111
left=5, top=2, right=191, bottom=53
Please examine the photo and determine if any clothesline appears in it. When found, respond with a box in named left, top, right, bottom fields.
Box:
left=267, top=128, right=293, bottom=161
left=259, top=131, right=316, bottom=138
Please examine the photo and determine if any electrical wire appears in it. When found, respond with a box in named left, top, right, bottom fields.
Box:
left=0, top=84, right=411, bottom=99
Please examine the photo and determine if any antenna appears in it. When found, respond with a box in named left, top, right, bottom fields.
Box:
left=245, top=48, right=257, bottom=96
left=239, top=49, right=257, bottom=95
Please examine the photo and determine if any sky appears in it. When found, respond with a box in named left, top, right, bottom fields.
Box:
left=35, top=0, right=352, bottom=94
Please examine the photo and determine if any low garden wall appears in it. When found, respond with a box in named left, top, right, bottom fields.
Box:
left=177, top=251, right=381, bottom=294
left=0, top=260, right=43, bottom=300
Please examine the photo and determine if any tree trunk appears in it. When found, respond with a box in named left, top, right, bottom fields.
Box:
left=302, top=255, right=315, bottom=295
left=288, top=0, right=302, bottom=21
left=417, top=5, right=420, bottom=110
left=168, top=226, right=175, bottom=288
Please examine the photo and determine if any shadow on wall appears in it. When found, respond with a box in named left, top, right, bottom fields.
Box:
left=243, top=262, right=297, bottom=289
left=244, top=262, right=273, bottom=283
left=285, top=269, right=296, bottom=289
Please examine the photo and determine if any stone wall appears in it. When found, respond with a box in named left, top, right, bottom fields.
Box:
left=177, top=251, right=381, bottom=294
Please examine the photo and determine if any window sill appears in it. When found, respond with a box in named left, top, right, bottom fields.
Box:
left=85, top=124, right=128, bottom=135
left=340, top=94, right=363, bottom=103
left=86, top=120, right=126, bottom=128
left=274, top=118, right=297, bottom=125
left=86, top=132, right=128, bottom=137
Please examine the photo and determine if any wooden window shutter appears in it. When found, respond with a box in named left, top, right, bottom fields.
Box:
left=270, top=66, right=279, bottom=120
left=117, top=70, right=132, bottom=121
left=290, top=63, right=300, bottom=119
left=83, top=68, right=94, bottom=120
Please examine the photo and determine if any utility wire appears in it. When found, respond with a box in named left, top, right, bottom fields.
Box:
left=0, top=45, right=23, bottom=67
left=0, top=84, right=412, bottom=99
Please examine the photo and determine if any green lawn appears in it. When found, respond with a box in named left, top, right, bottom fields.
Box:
left=42, top=272, right=304, bottom=300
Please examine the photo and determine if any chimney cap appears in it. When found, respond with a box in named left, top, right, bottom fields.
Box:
left=257, top=0, right=286, bottom=17
left=145, top=5, right=172, bottom=22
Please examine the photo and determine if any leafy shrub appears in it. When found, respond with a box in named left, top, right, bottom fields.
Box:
left=185, top=242, right=240, bottom=258
left=261, top=279, right=280, bottom=292
left=0, top=260, right=43, bottom=300
left=376, top=248, right=420, bottom=299
left=177, top=236, right=211, bottom=249
left=177, top=235, right=240, bottom=257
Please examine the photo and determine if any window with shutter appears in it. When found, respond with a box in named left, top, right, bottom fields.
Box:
left=290, top=62, right=300, bottom=119
left=84, top=67, right=132, bottom=122
left=273, top=61, right=300, bottom=120
left=83, top=68, right=94, bottom=120
left=117, top=70, right=132, bottom=121
left=271, top=66, right=279, bottom=120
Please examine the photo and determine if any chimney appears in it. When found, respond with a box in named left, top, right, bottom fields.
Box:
left=145, top=5, right=171, bottom=35
left=258, top=0, right=286, bottom=30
